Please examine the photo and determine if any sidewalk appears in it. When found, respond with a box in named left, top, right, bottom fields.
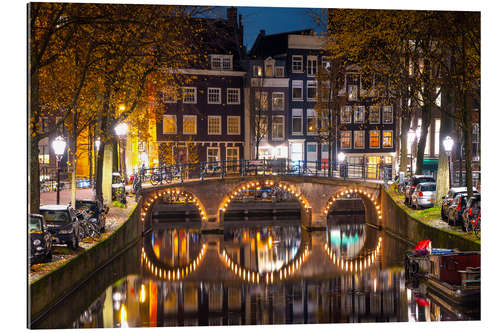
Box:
left=40, top=188, right=95, bottom=205
left=30, top=195, right=137, bottom=283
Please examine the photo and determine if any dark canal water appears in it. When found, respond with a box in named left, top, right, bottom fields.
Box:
left=33, top=208, right=480, bottom=328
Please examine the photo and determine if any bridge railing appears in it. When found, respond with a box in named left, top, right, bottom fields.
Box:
left=131, top=159, right=393, bottom=197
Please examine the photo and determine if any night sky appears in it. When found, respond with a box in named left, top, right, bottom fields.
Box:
left=217, top=6, right=324, bottom=49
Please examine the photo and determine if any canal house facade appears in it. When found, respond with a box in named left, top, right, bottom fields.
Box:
left=155, top=8, right=247, bottom=168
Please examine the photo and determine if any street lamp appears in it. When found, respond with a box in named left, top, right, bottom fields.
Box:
left=114, top=123, right=129, bottom=179
left=52, top=136, right=66, bottom=205
left=443, top=136, right=454, bottom=188
left=338, top=152, right=346, bottom=179
left=94, top=137, right=101, bottom=187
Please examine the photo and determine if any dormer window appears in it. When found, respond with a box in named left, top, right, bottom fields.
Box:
left=211, top=55, right=233, bottom=70
left=264, top=57, right=275, bottom=77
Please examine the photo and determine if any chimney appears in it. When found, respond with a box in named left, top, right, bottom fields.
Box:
left=227, top=7, right=237, bottom=26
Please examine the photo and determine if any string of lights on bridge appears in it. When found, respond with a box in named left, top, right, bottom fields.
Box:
left=140, top=188, right=208, bottom=224
left=219, top=180, right=311, bottom=212
left=140, top=243, right=207, bottom=280
left=323, top=236, right=383, bottom=273
left=324, top=187, right=383, bottom=221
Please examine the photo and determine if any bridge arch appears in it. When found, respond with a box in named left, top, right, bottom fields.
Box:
left=140, top=188, right=208, bottom=230
left=218, top=179, right=311, bottom=213
left=323, top=186, right=383, bottom=225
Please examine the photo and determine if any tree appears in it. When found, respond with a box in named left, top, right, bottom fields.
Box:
left=251, top=71, right=268, bottom=159
left=30, top=3, right=211, bottom=211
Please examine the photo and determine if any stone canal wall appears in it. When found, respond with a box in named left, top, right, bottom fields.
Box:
left=29, top=203, right=141, bottom=325
left=380, top=188, right=480, bottom=251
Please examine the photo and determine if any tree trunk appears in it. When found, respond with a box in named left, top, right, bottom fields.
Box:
left=29, top=67, right=40, bottom=214
left=435, top=84, right=454, bottom=205
left=30, top=138, right=41, bottom=214
left=112, top=137, right=119, bottom=172
left=70, top=140, right=77, bottom=208
left=462, top=91, right=474, bottom=197
left=415, top=107, right=431, bottom=175
left=399, top=116, right=411, bottom=176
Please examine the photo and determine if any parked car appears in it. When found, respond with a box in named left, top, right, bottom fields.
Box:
left=410, top=182, right=436, bottom=209
left=404, top=175, right=436, bottom=205
left=441, top=187, right=478, bottom=220
left=447, top=193, right=469, bottom=229
left=75, top=199, right=107, bottom=232
left=29, top=214, right=53, bottom=264
left=462, top=194, right=481, bottom=232
left=39, top=205, right=80, bottom=250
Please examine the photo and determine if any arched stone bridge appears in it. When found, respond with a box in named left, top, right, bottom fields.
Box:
left=138, top=176, right=383, bottom=231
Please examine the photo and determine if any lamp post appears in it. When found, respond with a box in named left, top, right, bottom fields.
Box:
left=94, top=137, right=101, bottom=187
left=443, top=136, right=454, bottom=188
left=114, top=122, right=129, bottom=179
left=52, top=136, right=66, bottom=205
left=338, top=152, right=346, bottom=179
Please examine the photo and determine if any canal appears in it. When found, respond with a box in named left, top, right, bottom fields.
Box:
left=33, top=199, right=480, bottom=328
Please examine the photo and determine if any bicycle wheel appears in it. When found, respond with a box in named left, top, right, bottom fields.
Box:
left=150, top=172, right=160, bottom=186
left=473, top=220, right=481, bottom=238
left=88, top=223, right=101, bottom=240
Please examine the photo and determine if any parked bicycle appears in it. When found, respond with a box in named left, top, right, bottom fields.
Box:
left=465, top=211, right=480, bottom=238
left=76, top=209, right=101, bottom=241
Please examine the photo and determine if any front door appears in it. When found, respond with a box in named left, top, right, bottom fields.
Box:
left=290, top=142, right=304, bottom=163
left=226, top=147, right=239, bottom=174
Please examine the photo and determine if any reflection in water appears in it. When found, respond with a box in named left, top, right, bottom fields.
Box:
left=67, top=215, right=479, bottom=328
left=223, top=223, right=302, bottom=273
left=150, top=227, right=202, bottom=267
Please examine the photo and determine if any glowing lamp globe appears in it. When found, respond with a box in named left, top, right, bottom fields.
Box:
left=52, top=136, right=66, bottom=156
left=338, top=152, right=346, bottom=163
left=115, top=123, right=129, bottom=137
left=443, top=136, right=454, bottom=154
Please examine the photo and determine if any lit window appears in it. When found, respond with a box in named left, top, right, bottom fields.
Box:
left=307, top=109, right=318, bottom=135
left=253, top=65, right=262, bottom=77
left=307, top=81, right=317, bottom=101
left=292, top=55, right=303, bottom=73
left=275, top=66, right=284, bottom=77
left=353, top=106, right=365, bottom=123
left=369, top=106, right=380, bottom=124
left=161, top=87, right=177, bottom=103
left=348, top=85, right=358, bottom=101
left=163, top=115, right=177, bottom=134
left=207, top=116, right=221, bottom=135
left=265, top=63, right=274, bottom=77
left=255, top=91, right=268, bottom=111
left=383, top=130, right=393, bottom=148
left=292, top=109, right=302, bottom=135
left=222, top=57, right=232, bottom=70
left=255, top=116, right=267, bottom=139
left=369, top=130, right=380, bottom=148
left=322, top=56, right=331, bottom=71
left=382, top=106, right=393, bottom=124
left=292, top=80, right=303, bottom=101
left=183, top=115, right=197, bottom=134
left=182, top=87, right=197, bottom=104
left=307, top=56, right=318, bottom=76
left=207, top=147, right=219, bottom=164
left=211, top=55, right=232, bottom=70
left=341, top=131, right=351, bottom=149
left=207, top=88, right=221, bottom=104
left=227, top=88, right=240, bottom=104
left=272, top=92, right=284, bottom=111
left=354, top=131, right=365, bottom=149
left=340, top=105, right=352, bottom=124
left=272, top=116, right=285, bottom=140
left=227, top=116, right=240, bottom=135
